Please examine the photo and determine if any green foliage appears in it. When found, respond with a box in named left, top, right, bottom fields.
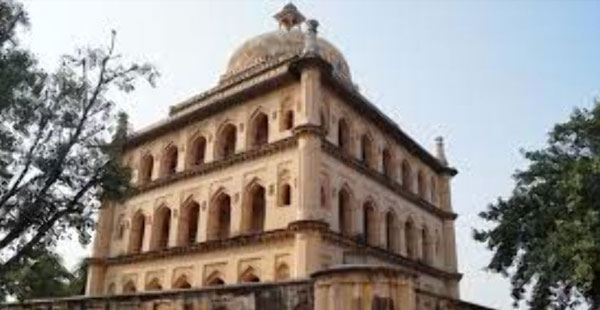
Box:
left=3, top=249, right=74, bottom=301
left=0, top=0, right=158, bottom=297
left=474, top=101, right=600, bottom=309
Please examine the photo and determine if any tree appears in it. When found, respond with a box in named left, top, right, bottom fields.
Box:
left=2, top=249, right=73, bottom=301
left=0, top=0, right=158, bottom=294
left=474, top=101, right=600, bottom=309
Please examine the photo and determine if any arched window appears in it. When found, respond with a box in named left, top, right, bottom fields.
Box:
left=275, top=263, right=290, bottom=281
left=178, top=200, right=200, bottom=245
left=320, top=185, right=327, bottom=209
left=280, top=183, right=292, bottom=206
left=283, top=110, right=294, bottom=130
left=320, top=109, right=328, bottom=133
left=206, top=272, right=225, bottom=286
left=338, top=118, right=350, bottom=154
left=405, top=218, right=416, bottom=259
left=382, top=148, right=392, bottom=178
left=129, top=211, right=145, bottom=254
left=243, top=183, right=266, bottom=234
left=338, top=187, right=352, bottom=236
left=115, top=215, right=126, bottom=240
left=215, top=123, right=237, bottom=159
left=417, top=171, right=427, bottom=199
left=401, top=160, right=413, bottom=192
left=145, top=278, right=162, bottom=291
left=240, top=267, right=260, bottom=283
left=107, top=283, right=116, bottom=294
left=249, top=112, right=269, bottom=148
left=385, top=211, right=399, bottom=253
left=162, top=145, right=178, bottom=176
left=422, top=226, right=433, bottom=264
left=208, top=193, right=231, bottom=240
left=151, top=205, right=172, bottom=250
left=361, top=134, right=375, bottom=169
left=173, top=275, right=192, bottom=289
left=363, top=201, right=377, bottom=246
left=430, top=176, right=438, bottom=204
left=139, top=154, right=154, bottom=184
left=122, top=280, right=137, bottom=293
left=189, top=136, right=207, bottom=166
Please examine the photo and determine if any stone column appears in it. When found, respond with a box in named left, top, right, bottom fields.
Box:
left=296, top=65, right=322, bottom=221
left=86, top=201, right=114, bottom=295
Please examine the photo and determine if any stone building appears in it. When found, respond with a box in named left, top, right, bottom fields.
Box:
left=2, top=4, right=491, bottom=310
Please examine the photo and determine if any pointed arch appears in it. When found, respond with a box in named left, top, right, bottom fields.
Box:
left=115, top=214, right=126, bottom=240
left=275, top=263, right=290, bottom=281
left=405, top=217, right=417, bottom=259
left=207, top=191, right=231, bottom=240
left=401, top=160, right=413, bottom=192
left=122, top=280, right=137, bottom=293
left=188, top=134, right=207, bottom=167
left=362, top=199, right=377, bottom=246
left=279, top=183, right=292, bottom=206
left=417, top=170, right=427, bottom=199
left=106, top=282, right=116, bottom=294
left=248, top=109, right=269, bottom=148
left=139, top=153, right=154, bottom=184
left=205, top=271, right=225, bottom=286
left=239, top=266, right=260, bottom=283
left=360, top=133, right=376, bottom=169
left=337, top=185, right=353, bottom=236
left=178, top=198, right=200, bottom=246
left=385, top=210, right=400, bottom=253
left=173, top=275, right=192, bottom=289
left=282, top=109, right=294, bottom=130
left=319, top=108, right=328, bottom=133
left=129, top=210, right=146, bottom=254
left=320, top=174, right=330, bottom=209
left=422, top=225, right=433, bottom=264
left=337, top=118, right=351, bottom=154
left=145, top=278, right=162, bottom=291
left=215, top=122, right=237, bottom=159
left=242, top=180, right=266, bottom=234
left=382, top=147, right=393, bottom=179
left=430, top=176, right=438, bottom=204
left=161, top=144, right=178, bottom=176
left=151, top=205, right=172, bottom=250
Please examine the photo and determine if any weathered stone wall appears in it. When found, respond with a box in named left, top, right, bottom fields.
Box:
left=1, top=280, right=313, bottom=310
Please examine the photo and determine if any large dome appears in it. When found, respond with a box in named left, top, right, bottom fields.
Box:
left=223, top=26, right=352, bottom=83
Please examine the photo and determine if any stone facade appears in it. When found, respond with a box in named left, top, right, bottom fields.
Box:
left=1, top=4, right=492, bottom=310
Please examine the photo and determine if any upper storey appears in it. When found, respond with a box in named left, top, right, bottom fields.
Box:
left=124, top=3, right=455, bottom=198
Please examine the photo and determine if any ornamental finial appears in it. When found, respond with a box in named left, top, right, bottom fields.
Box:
left=435, top=136, right=448, bottom=166
left=274, top=3, right=306, bottom=31
left=303, top=19, right=319, bottom=55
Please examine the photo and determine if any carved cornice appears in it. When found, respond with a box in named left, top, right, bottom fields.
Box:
left=126, top=62, right=296, bottom=150
left=416, top=289, right=495, bottom=310
left=1, top=279, right=313, bottom=305
left=311, top=264, right=417, bottom=279
left=131, top=136, right=298, bottom=197
left=292, top=124, right=324, bottom=137
left=321, top=140, right=457, bottom=220
left=88, top=220, right=461, bottom=282
left=315, top=224, right=463, bottom=281
left=90, top=228, right=295, bottom=266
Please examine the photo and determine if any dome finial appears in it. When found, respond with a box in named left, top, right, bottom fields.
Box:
left=274, top=3, right=306, bottom=31
left=435, top=136, right=448, bottom=166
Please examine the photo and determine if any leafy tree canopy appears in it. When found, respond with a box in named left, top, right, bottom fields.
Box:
left=0, top=0, right=158, bottom=297
left=474, top=101, right=600, bottom=309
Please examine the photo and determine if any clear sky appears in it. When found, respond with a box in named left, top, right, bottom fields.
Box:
left=20, top=1, right=600, bottom=309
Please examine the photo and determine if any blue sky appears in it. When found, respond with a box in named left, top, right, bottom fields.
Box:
left=21, top=1, right=600, bottom=308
